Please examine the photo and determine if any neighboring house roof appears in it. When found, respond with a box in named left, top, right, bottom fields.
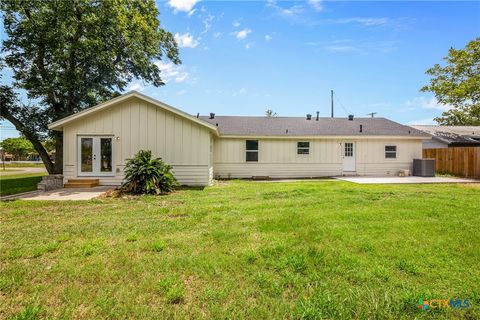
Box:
left=410, top=125, right=480, bottom=146
left=199, top=116, right=430, bottom=138
left=48, top=91, right=219, bottom=133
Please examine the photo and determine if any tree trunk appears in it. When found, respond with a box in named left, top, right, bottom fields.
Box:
left=0, top=111, right=56, bottom=174
left=54, top=131, right=63, bottom=174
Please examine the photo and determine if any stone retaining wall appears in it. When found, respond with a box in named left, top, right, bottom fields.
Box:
left=37, top=174, right=63, bottom=191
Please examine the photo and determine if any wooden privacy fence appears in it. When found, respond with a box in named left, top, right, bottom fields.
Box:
left=423, top=147, right=480, bottom=178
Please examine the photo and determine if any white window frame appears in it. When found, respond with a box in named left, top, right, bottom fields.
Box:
left=385, top=145, right=397, bottom=159
left=245, top=140, right=259, bottom=162
left=297, top=141, right=310, bottom=155
left=77, top=135, right=115, bottom=177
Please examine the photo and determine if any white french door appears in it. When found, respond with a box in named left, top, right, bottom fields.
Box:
left=77, top=136, right=114, bottom=176
left=342, top=142, right=356, bottom=172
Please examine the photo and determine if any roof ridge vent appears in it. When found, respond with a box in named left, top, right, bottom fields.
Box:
left=306, top=114, right=312, bottom=120
left=348, top=115, right=354, bottom=121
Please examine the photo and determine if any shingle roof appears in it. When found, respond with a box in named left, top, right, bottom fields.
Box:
left=410, top=125, right=480, bottom=146
left=199, top=116, right=429, bottom=137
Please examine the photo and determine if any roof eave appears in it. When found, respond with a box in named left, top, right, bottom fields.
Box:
left=216, top=134, right=430, bottom=139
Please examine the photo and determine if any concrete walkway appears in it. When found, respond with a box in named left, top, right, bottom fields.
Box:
left=8, top=186, right=114, bottom=200
left=336, top=176, right=479, bottom=184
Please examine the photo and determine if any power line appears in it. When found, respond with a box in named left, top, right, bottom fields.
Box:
left=333, top=93, right=353, bottom=115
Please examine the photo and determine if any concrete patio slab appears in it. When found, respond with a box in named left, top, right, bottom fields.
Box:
left=335, top=176, right=479, bottom=184
left=8, top=186, right=114, bottom=200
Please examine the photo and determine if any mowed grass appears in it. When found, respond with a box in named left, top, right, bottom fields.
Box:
left=0, top=173, right=47, bottom=196
left=1, top=180, right=479, bottom=319
left=2, top=163, right=45, bottom=168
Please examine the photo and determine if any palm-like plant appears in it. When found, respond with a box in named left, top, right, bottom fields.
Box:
left=121, top=150, right=178, bottom=194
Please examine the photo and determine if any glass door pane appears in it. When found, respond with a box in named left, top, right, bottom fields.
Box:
left=100, top=138, right=112, bottom=172
left=81, top=138, right=93, bottom=172
left=344, top=143, right=353, bottom=157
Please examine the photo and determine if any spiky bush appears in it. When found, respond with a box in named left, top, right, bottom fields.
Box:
left=121, top=150, right=178, bottom=194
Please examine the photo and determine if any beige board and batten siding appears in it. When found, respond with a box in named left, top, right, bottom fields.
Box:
left=62, top=96, right=212, bottom=185
left=213, top=137, right=422, bottom=178
left=355, top=139, right=422, bottom=175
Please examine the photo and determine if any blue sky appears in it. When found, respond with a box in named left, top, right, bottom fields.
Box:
left=1, top=1, right=479, bottom=140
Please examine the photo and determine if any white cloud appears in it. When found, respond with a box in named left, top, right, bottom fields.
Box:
left=155, top=61, right=189, bottom=83
left=167, top=0, right=200, bottom=14
left=405, top=97, right=452, bottom=111
left=308, top=0, right=323, bottom=11
left=234, top=28, right=251, bottom=40
left=267, top=0, right=304, bottom=17
left=265, top=34, right=273, bottom=41
left=245, top=42, right=254, bottom=49
left=127, top=81, right=145, bottom=92
left=232, top=88, right=247, bottom=96
left=232, top=20, right=241, bottom=27
left=201, top=13, right=214, bottom=34
left=333, top=17, right=390, bottom=26
left=309, top=39, right=399, bottom=54
left=213, top=32, right=222, bottom=38
left=407, top=118, right=437, bottom=125
left=174, top=32, right=199, bottom=48
left=324, top=45, right=360, bottom=53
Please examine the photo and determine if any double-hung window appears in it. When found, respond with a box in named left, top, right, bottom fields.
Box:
left=297, top=142, right=310, bottom=155
left=246, top=140, right=259, bottom=162
left=385, top=145, right=397, bottom=159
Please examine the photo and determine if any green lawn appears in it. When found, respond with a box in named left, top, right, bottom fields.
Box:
left=1, top=181, right=479, bottom=319
left=0, top=172, right=47, bottom=197
left=2, top=163, right=46, bottom=168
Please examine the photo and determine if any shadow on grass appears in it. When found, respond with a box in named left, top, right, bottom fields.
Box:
left=0, top=175, right=44, bottom=197
left=176, top=185, right=206, bottom=191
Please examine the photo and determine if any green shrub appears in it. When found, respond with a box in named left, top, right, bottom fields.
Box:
left=121, top=150, right=178, bottom=195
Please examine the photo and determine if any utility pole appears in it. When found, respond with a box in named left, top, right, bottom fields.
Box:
left=366, top=112, right=377, bottom=118
left=331, top=90, right=334, bottom=118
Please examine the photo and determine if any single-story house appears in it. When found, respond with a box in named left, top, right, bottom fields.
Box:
left=48, top=91, right=430, bottom=186
left=410, top=125, right=480, bottom=149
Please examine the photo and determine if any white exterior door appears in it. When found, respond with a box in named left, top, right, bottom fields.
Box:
left=342, top=142, right=356, bottom=172
left=78, top=136, right=113, bottom=176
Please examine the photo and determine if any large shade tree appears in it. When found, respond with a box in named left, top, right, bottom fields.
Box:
left=0, top=0, right=180, bottom=173
left=421, top=38, right=480, bottom=125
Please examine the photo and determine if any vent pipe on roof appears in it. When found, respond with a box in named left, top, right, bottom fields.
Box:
left=348, top=115, right=354, bottom=121
left=306, top=114, right=312, bottom=120
left=316, top=111, right=319, bottom=121
left=196, top=113, right=199, bottom=118
left=359, top=124, right=363, bottom=133
left=331, top=90, right=334, bottom=118
left=210, top=113, right=215, bottom=119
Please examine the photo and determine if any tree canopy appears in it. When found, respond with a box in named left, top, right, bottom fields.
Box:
left=0, top=0, right=180, bottom=173
left=0, top=137, right=34, bottom=160
left=421, top=38, right=480, bottom=125
left=265, top=109, right=278, bottom=117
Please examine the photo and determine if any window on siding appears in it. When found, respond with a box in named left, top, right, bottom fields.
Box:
left=246, top=140, right=259, bottom=162
left=385, top=145, right=397, bottom=159
left=297, top=141, right=310, bottom=155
